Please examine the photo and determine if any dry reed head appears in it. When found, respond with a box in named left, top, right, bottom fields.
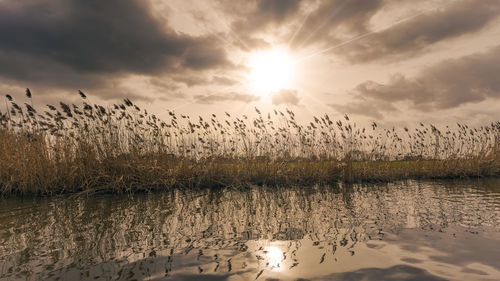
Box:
left=0, top=90, right=499, bottom=195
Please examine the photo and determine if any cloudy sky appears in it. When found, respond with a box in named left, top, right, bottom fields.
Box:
left=1, top=0, right=500, bottom=125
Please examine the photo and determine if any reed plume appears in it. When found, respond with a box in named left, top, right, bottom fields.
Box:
left=0, top=90, right=499, bottom=195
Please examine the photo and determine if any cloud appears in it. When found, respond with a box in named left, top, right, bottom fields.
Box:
left=271, top=89, right=300, bottom=106
left=334, top=45, right=500, bottom=118
left=290, top=0, right=384, bottom=49
left=336, top=0, right=500, bottom=63
left=171, top=74, right=210, bottom=87
left=220, top=0, right=303, bottom=34
left=149, top=78, right=182, bottom=92
left=330, top=98, right=398, bottom=119
left=220, top=0, right=386, bottom=51
left=211, top=76, right=239, bottom=86
left=212, top=0, right=303, bottom=51
left=194, top=92, right=260, bottom=104
left=148, top=77, right=186, bottom=101
left=217, top=0, right=500, bottom=67
left=0, top=0, right=230, bottom=94
left=166, top=74, right=240, bottom=88
left=93, top=88, right=156, bottom=103
left=256, top=0, right=302, bottom=21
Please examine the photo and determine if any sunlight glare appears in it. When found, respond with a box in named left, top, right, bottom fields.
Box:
left=249, top=48, right=294, bottom=95
left=264, top=246, right=283, bottom=269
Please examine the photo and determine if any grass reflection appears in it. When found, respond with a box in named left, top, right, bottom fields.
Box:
left=0, top=179, right=499, bottom=280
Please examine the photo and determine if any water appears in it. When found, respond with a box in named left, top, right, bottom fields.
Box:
left=1, top=179, right=500, bottom=281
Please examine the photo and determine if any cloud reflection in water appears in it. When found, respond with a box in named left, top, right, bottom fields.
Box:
left=0, top=179, right=499, bottom=280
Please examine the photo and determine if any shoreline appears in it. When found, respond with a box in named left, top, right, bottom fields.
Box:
left=1, top=156, right=499, bottom=197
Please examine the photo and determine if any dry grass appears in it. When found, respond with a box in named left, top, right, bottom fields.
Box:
left=1, top=89, right=499, bottom=195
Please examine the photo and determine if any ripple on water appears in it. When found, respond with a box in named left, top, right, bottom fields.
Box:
left=1, top=178, right=500, bottom=281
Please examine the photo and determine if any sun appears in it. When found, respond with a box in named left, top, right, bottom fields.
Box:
left=248, top=47, right=294, bottom=95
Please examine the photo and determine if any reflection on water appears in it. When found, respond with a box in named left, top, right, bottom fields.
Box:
left=264, top=246, right=283, bottom=269
left=1, top=179, right=500, bottom=281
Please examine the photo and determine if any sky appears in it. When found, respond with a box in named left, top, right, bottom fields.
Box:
left=1, top=0, right=500, bottom=125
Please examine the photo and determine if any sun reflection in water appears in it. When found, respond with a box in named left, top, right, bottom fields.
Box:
left=264, top=246, right=283, bottom=270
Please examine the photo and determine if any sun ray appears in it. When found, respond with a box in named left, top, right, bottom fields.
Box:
left=205, top=0, right=253, bottom=51
left=292, top=0, right=350, bottom=50
left=168, top=1, right=251, bottom=51
left=287, top=6, right=314, bottom=47
left=294, top=1, right=457, bottom=64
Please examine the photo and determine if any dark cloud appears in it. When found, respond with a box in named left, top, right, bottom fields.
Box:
left=257, top=0, right=302, bottom=20
left=145, top=77, right=186, bottom=101
left=211, top=76, right=240, bottom=86
left=2, top=0, right=499, bottom=115
left=0, top=51, right=105, bottom=89
left=271, top=89, right=300, bottom=106
left=182, top=43, right=229, bottom=70
left=168, top=74, right=240, bottom=88
left=336, top=0, right=500, bottom=63
left=218, top=0, right=500, bottom=65
left=234, top=36, right=272, bottom=51
left=220, top=0, right=385, bottom=51
left=334, top=45, right=500, bottom=118
left=194, top=92, right=259, bottom=104
left=221, top=0, right=302, bottom=34
left=290, top=0, right=384, bottom=49
left=0, top=0, right=230, bottom=92
left=149, top=78, right=182, bottom=92
left=214, top=0, right=302, bottom=51
left=172, top=75, right=210, bottom=87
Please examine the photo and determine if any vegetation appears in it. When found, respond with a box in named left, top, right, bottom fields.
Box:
left=1, top=89, right=499, bottom=195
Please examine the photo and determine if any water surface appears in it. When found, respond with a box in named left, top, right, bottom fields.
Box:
left=1, top=179, right=500, bottom=281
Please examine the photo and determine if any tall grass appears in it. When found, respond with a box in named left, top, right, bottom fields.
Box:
left=1, top=89, right=499, bottom=195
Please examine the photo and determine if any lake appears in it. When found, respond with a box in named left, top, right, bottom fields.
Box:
left=1, top=179, right=499, bottom=281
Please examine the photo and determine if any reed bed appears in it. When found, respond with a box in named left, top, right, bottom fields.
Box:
left=1, top=89, right=499, bottom=195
